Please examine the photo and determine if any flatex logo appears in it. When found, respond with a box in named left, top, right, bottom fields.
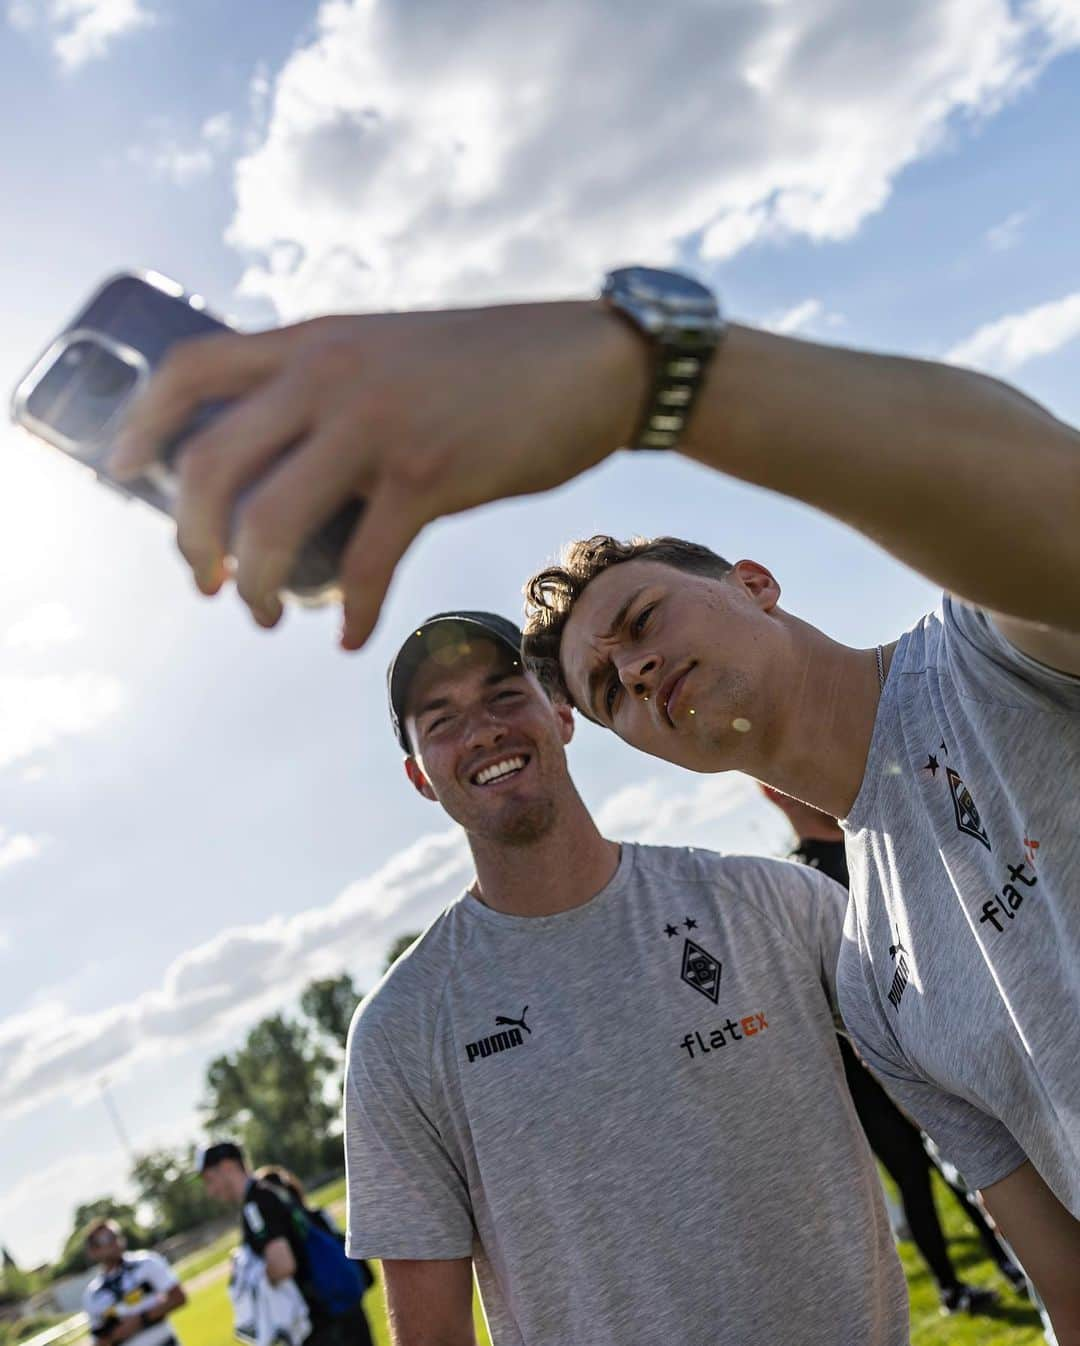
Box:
left=465, top=1006, right=531, bottom=1063
left=663, top=916, right=771, bottom=1064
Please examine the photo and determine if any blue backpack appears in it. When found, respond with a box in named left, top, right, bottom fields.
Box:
left=271, top=1187, right=372, bottom=1316
left=295, top=1210, right=371, bottom=1315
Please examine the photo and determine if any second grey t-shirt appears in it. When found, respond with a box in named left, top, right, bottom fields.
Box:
left=838, top=597, right=1079, bottom=1209
left=345, top=843, right=907, bottom=1346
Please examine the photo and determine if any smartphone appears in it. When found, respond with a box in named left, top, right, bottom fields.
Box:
left=10, top=270, right=362, bottom=603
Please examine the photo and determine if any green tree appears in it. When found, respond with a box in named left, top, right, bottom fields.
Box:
left=201, top=1013, right=338, bottom=1178
left=0, top=1264, right=31, bottom=1308
left=130, top=1145, right=218, bottom=1239
left=383, top=932, right=421, bottom=973
left=300, top=974, right=362, bottom=1049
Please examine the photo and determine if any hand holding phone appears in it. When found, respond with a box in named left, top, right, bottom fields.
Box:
left=104, top=297, right=632, bottom=646
left=11, top=271, right=363, bottom=604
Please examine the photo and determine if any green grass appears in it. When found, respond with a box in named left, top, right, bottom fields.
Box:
left=167, top=1168, right=1045, bottom=1346
left=883, top=1169, right=1044, bottom=1345
left=170, top=1268, right=488, bottom=1346
left=174, top=1230, right=242, bottom=1284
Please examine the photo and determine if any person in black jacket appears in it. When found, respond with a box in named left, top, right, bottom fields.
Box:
left=198, top=1143, right=373, bottom=1346
left=760, top=786, right=1028, bottom=1315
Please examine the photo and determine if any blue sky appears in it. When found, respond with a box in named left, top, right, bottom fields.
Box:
left=1, top=0, right=1079, bottom=1266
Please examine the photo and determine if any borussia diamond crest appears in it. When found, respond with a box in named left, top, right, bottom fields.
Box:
left=681, top=939, right=721, bottom=1003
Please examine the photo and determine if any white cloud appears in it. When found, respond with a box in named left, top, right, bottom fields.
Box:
left=201, top=112, right=234, bottom=150
left=8, top=0, right=153, bottom=70
left=6, top=602, right=81, bottom=651
left=0, top=1148, right=132, bottom=1251
left=148, top=144, right=214, bottom=186
left=129, top=112, right=235, bottom=186
left=945, top=289, right=1080, bottom=373
left=0, top=1104, right=201, bottom=1265
left=595, top=771, right=757, bottom=844
left=0, top=767, right=785, bottom=1120
left=223, top=0, right=1080, bottom=320
left=0, top=672, right=125, bottom=772
left=984, top=206, right=1032, bottom=251
left=0, top=824, right=472, bottom=1120
left=763, top=298, right=825, bottom=336
left=0, top=828, right=44, bottom=872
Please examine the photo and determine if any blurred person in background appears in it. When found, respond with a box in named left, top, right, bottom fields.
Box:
left=198, top=1143, right=372, bottom=1346
left=83, top=1220, right=186, bottom=1346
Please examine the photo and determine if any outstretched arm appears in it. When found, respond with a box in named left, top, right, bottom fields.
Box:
left=681, top=323, right=1080, bottom=633
left=109, top=299, right=1079, bottom=647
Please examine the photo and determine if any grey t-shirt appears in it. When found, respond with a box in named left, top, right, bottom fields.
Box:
left=345, top=842, right=908, bottom=1346
left=838, top=597, right=1080, bottom=1209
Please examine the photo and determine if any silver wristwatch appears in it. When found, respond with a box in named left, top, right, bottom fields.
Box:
left=601, top=266, right=724, bottom=450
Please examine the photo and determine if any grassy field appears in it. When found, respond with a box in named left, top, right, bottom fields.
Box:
left=166, top=1170, right=1047, bottom=1346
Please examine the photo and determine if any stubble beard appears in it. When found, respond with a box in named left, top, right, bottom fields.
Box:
left=696, top=667, right=758, bottom=764
left=489, top=796, right=558, bottom=846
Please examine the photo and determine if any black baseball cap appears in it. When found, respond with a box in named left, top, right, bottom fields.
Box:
left=387, top=611, right=524, bottom=752
left=196, top=1141, right=245, bottom=1174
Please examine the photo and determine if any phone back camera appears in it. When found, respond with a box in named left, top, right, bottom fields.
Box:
left=26, top=338, right=139, bottom=447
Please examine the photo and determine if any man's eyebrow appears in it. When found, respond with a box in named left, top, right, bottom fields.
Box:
left=583, top=586, right=645, bottom=722
left=486, top=667, right=523, bottom=686
left=413, top=693, right=451, bottom=720
left=413, top=666, right=521, bottom=720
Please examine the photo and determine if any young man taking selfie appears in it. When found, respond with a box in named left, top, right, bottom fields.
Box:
left=519, top=532, right=1080, bottom=1340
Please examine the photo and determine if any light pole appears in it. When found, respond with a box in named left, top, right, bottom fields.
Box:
left=99, top=1077, right=134, bottom=1161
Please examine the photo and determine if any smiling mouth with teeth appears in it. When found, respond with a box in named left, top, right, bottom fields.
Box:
left=472, top=755, right=529, bottom=786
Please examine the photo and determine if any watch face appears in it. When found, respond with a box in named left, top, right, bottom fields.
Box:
left=609, top=266, right=716, bottom=315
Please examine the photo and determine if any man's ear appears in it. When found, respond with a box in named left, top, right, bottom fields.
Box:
left=732, top=559, right=781, bottom=612
left=404, top=756, right=438, bottom=802
left=554, top=698, right=575, bottom=745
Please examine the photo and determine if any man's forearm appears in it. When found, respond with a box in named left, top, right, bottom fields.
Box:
left=674, top=321, right=1080, bottom=627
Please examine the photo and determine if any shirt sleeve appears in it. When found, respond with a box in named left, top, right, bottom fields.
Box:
left=943, top=597, right=1080, bottom=710
left=837, top=905, right=1027, bottom=1192
left=787, top=860, right=848, bottom=1011
left=83, top=1289, right=108, bottom=1334
left=344, top=1008, right=473, bottom=1261
left=136, top=1252, right=179, bottom=1294
left=735, top=856, right=849, bottom=1011
left=243, top=1186, right=294, bottom=1255
left=254, top=1188, right=294, bottom=1244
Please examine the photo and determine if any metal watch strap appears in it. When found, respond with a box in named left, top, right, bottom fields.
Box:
left=602, top=267, right=723, bottom=451
left=633, top=329, right=717, bottom=450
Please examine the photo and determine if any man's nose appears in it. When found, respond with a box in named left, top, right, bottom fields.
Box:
left=463, top=703, right=508, bottom=746
left=618, top=651, right=662, bottom=700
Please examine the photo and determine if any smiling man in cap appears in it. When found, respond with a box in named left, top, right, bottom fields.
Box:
left=343, top=609, right=911, bottom=1346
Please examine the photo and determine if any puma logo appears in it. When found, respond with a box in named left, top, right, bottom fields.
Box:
left=494, top=1006, right=531, bottom=1035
